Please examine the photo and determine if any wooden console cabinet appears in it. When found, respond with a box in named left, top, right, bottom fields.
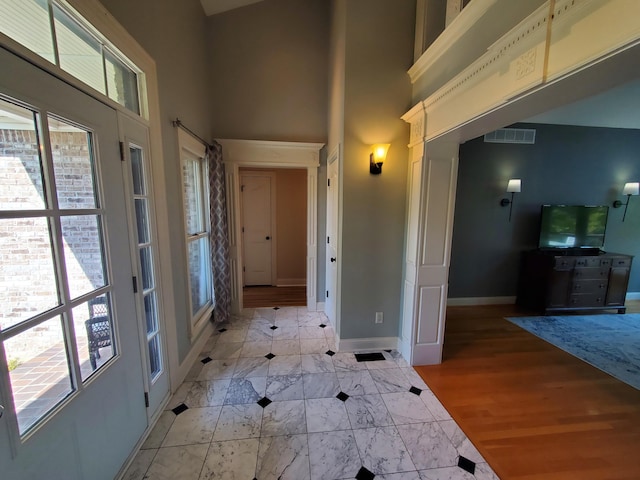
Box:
left=517, top=250, right=633, bottom=314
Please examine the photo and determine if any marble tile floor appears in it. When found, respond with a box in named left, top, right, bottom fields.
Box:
left=123, top=307, right=499, bottom=480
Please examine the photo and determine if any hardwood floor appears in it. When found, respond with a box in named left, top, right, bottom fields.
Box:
left=415, top=302, right=640, bottom=480
left=242, top=285, right=306, bottom=308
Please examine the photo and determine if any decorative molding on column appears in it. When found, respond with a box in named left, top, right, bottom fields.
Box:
left=401, top=102, right=427, bottom=148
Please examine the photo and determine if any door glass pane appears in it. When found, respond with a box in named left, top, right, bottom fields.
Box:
left=71, top=294, right=113, bottom=381
left=49, top=116, right=97, bottom=209
left=0, top=0, right=55, bottom=63
left=53, top=4, right=106, bottom=95
left=4, top=316, right=73, bottom=435
left=144, top=291, right=158, bottom=335
left=60, top=215, right=106, bottom=299
left=182, top=156, right=203, bottom=235
left=130, top=146, right=144, bottom=195
left=148, top=335, right=160, bottom=379
left=0, top=99, right=47, bottom=210
left=139, top=246, right=153, bottom=291
left=135, top=198, right=150, bottom=244
left=188, top=237, right=211, bottom=315
left=0, top=217, right=59, bottom=329
left=104, top=48, right=140, bottom=114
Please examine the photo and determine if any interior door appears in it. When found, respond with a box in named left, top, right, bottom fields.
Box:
left=241, top=173, right=274, bottom=286
left=325, top=151, right=339, bottom=328
left=0, top=47, right=146, bottom=479
left=119, top=114, right=170, bottom=418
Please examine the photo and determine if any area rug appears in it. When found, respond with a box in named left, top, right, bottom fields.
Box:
left=505, top=314, right=640, bottom=390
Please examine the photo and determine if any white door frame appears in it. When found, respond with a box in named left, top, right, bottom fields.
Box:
left=324, top=145, right=341, bottom=332
left=218, top=139, right=324, bottom=313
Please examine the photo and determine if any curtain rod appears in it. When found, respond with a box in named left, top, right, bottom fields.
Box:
left=171, top=117, right=212, bottom=148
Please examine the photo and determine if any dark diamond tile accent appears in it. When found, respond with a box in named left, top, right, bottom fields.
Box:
left=409, top=386, right=423, bottom=396
left=273, top=307, right=280, bottom=310
left=172, top=403, right=189, bottom=416
left=257, top=397, right=272, bottom=408
left=201, top=356, right=212, bottom=364
left=319, top=323, right=327, bottom=328
left=265, top=353, right=276, bottom=360
left=355, top=466, right=375, bottom=480
left=355, top=352, right=385, bottom=362
left=384, top=349, right=392, bottom=353
left=458, top=456, right=476, bottom=475
left=325, top=350, right=335, bottom=356
left=336, top=391, right=349, bottom=402
left=270, top=325, right=278, bottom=330
left=218, top=328, right=227, bottom=333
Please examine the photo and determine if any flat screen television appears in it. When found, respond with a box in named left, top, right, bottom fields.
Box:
left=538, top=205, right=609, bottom=249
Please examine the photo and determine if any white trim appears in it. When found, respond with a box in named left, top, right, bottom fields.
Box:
left=447, top=296, right=517, bottom=306
left=316, top=301, right=325, bottom=312
left=409, top=0, right=497, bottom=83
left=336, top=335, right=400, bottom=353
left=175, top=321, right=215, bottom=386
left=218, top=139, right=324, bottom=314
left=626, top=292, right=640, bottom=301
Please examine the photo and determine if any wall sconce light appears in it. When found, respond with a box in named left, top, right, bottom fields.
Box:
left=370, top=144, right=390, bottom=175
left=500, top=178, right=521, bottom=222
left=613, top=181, right=639, bottom=222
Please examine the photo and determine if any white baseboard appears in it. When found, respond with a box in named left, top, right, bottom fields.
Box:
left=447, top=296, right=516, bottom=306
left=276, top=278, right=306, bottom=287
left=626, top=292, right=640, bottom=300
left=336, top=335, right=400, bottom=352
left=316, top=301, right=325, bottom=312
left=174, top=321, right=214, bottom=388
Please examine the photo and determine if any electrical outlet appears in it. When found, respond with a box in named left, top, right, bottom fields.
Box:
left=375, top=312, right=383, bottom=324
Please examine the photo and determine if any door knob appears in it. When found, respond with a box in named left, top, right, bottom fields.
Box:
left=266, top=236, right=271, bottom=240
left=330, top=257, right=336, bottom=262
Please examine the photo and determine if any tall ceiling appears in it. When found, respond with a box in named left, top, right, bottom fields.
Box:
left=200, top=0, right=264, bottom=16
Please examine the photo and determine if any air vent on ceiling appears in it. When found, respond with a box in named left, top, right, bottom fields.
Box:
left=484, top=128, right=536, bottom=144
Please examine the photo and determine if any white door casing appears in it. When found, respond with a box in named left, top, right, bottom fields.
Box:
left=218, top=139, right=323, bottom=313
left=325, top=147, right=340, bottom=330
left=0, top=46, right=146, bottom=479
left=241, top=172, right=276, bottom=286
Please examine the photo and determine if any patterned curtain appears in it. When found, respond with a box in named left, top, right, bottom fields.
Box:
left=207, top=141, right=232, bottom=324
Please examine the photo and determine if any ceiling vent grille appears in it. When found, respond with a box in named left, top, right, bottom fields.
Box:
left=484, top=128, right=536, bottom=144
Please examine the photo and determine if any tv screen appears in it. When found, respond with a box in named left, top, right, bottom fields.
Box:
left=538, top=205, right=609, bottom=249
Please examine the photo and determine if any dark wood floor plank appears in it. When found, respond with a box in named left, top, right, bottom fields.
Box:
left=415, top=302, right=640, bottom=480
left=242, top=285, right=306, bottom=308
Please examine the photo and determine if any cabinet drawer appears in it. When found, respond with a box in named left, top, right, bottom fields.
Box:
left=569, top=293, right=605, bottom=307
left=571, top=279, right=607, bottom=294
left=575, top=257, right=603, bottom=267
left=611, top=257, right=631, bottom=268
left=572, top=267, right=609, bottom=280
left=553, top=257, right=575, bottom=270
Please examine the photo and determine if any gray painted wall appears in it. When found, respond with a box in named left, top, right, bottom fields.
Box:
left=450, top=123, right=640, bottom=298
left=206, top=0, right=329, bottom=143
left=100, top=0, right=213, bottom=362
left=338, top=0, right=415, bottom=339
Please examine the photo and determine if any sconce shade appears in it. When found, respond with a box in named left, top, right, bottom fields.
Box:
left=506, top=179, right=522, bottom=193
left=370, top=144, right=390, bottom=175
left=622, top=182, right=639, bottom=196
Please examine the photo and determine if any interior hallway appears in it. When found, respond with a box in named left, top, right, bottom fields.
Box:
left=123, top=306, right=498, bottom=480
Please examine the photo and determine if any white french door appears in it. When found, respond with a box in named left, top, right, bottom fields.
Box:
left=0, top=47, right=146, bottom=479
left=119, top=114, right=169, bottom=418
